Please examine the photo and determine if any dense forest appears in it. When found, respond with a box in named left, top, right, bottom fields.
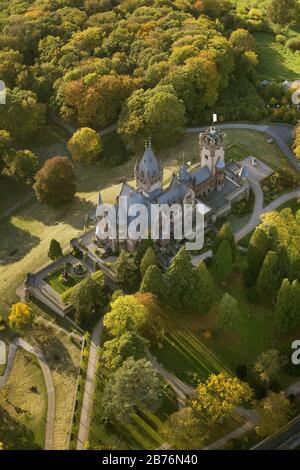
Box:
left=0, top=0, right=299, bottom=154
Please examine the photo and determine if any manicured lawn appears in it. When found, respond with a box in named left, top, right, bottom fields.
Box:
left=225, top=129, right=284, bottom=169
left=254, top=32, right=300, bottom=80
left=226, top=143, right=250, bottom=162
left=89, top=384, right=178, bottom=450
left=25, top=303, right=82, bottom=450
left=45, top=269, right=79, bottom=295
left=277, top=197, right=300, bottom=213
left=0, top=349, right=47, bottom=450
left=152, top=321, right=231, bottom=385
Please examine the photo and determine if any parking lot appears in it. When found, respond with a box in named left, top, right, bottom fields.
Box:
left=240, top=156, right=274, bottom=183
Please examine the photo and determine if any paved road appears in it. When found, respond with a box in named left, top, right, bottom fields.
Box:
left=192, top=186, right=300, bottom=266
left=76, top=319, right=103, bottom=450
left=253, top=414, right=300, bottom=450
left=187, top=123, right=300, bottom=174
left=50, top=112, right=117, bottom=137
left=147, top=351, right=195, bottom=406
left=0, top=337, right=55, bottom=450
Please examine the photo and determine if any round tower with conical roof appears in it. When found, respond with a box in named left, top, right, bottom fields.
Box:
left=135, top=141, right=163, bottom=194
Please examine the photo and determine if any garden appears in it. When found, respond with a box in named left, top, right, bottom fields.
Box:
left=261, top=167, right=300, bottom=204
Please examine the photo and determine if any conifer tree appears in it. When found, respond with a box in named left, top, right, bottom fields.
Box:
left=140, top=265, right=168, bottom=301
left=215, top=239, right=233, bottom=280
left=257, top=251, right=281, bottom=300
left=140, top=247, right=158, bottom=277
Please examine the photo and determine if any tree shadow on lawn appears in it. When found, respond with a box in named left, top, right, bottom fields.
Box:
left=19, top=195, right=97, bottom=231
left=29, top=321, right=80, bottom=376
left=0, top=218, right=40, bottom=266
left=73, top=159, right=136, bottom=194
left=0, top=404, right=42, bottom=450
left=255, top=33, right=300, bottom=79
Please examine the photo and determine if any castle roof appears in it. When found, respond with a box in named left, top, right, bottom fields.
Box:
left=137, top=145, right=160, bottom=178
left=118, top=182, right=135, bottom=198
left=202, top=126, right=224, bottom=146
left=238, top=164, right=249, bottom=178
left=179, top=162, right=190, bottom=182
left=189, top=165, right=211, bottom=184
left=156, top=181, right=190, bottom=205
left=216, top=158, right=225, bottom=170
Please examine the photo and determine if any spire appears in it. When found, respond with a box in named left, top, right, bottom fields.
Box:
left=179, top=154, right=190, bottom=183
left=98, top=188, right=103, bottom=206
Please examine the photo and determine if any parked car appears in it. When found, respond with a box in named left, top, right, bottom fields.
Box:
left=251, top=157, right=258, bottom=167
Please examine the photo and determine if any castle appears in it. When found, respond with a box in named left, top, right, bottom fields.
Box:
left=95, top=125, right=250, bottom=252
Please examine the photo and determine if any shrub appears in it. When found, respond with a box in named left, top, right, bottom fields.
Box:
left=286, top=37, right=300, bottom=52
left=276, top=34, right=286, bottom=44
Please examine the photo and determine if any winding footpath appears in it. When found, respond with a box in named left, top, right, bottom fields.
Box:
left=76, top=319, right=103, bottom=450
left=148, top=351, right=300, bottom=450
left=0, top=338, right=55, bottom=450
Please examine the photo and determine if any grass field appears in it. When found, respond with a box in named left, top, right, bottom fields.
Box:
left=0, top=349, right=47, bottom=450
left=225, top=129, right=284, bottom=168
left=226, top=143, right=250, bottom=162
left=152, top=322, right=231, bottom=385
left=45, top=269, right=79, bottom=295
left=171, top=255, right=300, bottom=389
left=89, top=383, right=178, bottom=450
left=254, top=32, right=300, bottom=80
left=23, top=304, right=82, bottom=450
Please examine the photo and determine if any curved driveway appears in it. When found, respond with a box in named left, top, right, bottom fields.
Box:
left=187, top=123, right=300, bottom=173
left=0, top=338, right=55, bottom=450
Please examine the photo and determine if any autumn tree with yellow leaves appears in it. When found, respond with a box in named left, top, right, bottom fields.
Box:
left=192, top=373, right=253, bottom=424
left=8, top=302, right=32, bottom=332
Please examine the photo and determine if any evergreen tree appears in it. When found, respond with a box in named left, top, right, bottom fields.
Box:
left=194, top=261, right=215, bottom=313
left=140, top=265, right=168, bottom=301
left=257, top=251, right=281, bottom=301
left=247, top=227, right=269, bottom=282
left=166, top=247, right=196, bottom=311
left=276, top=244, right=290, bottom=281
left=291, top=279, right=300, bottom=328
left=114, top=250, right=140, bottom=293
left=215, top=222, right=236, bottom=260
left=218, top=293, right=239, bottom=330
left=140, top=247, right=158, bottom=277
left=215, top=239, right=233, bottom=280
left=48, top=239, right=63, bottom=260
left=275, top=278, right=292, bottom=333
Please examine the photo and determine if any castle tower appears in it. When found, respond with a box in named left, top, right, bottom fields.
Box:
left=215, top=158, right=225, bottom=192
left=199, top=126, right=226, bottom=177
left=135, top=140, right=163, bottom=194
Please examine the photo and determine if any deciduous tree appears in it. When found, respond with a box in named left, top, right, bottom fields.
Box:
left=8, top=302, right=32, bottom=332
left=192, top=373, right=253, bottom=424
left=101, top=357, right=162, bottom=423
left=255, top=393, right=291, bottom=438
left=67, top=127, right=102, bottom=164
left=33, top=157, right=76, bottom=207
left=103, top=295, right=147, bottom=337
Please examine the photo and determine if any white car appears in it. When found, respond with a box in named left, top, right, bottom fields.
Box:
left=251, top=157, right=258, bottom=167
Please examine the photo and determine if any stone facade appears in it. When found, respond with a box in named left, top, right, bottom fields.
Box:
left=95, top=126, right=250, bottom=253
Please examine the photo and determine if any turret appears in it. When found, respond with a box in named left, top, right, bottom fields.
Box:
left=199, top=126, right=226, bottom=177
left=135, top=140, right=163, bottom=194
